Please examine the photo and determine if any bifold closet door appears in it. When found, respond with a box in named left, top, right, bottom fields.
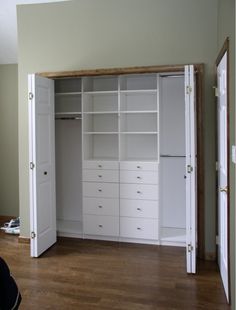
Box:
left=185, top=65, right=197, bottom=274
left=28, top=74, right=56, bottom=257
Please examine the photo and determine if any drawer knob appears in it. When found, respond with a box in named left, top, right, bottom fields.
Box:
left=98, top=175, right=102, bottom=178
left=98, top=165, right=102, bottom=168
left=137, top=208, right=142, bottom=211
left=98, top=189, right=102, bottom=192
left=137, top=227, right=142, bottom=230
left=137, top=191, right=141, bottom=194
left=137, top=176, right=141, bottom=179
left=99, top=224, right=103, bottom=228
left=137, top=166, right=141, bottom=169
left=98, top=205, right=103, bottom=208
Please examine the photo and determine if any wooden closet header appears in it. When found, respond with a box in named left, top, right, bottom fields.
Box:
left=39, top=64, right=203, bottom=79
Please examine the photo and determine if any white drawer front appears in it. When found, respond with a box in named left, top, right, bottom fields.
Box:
left=120, top=199, right=158, bottom=218
left=83, top=182, right=119, bottom=198
left=83, top=169, right=119, bottom=183
left=120, top=170, right=158, bottom=184
left=120, top=161, right=158, bottom=171
left=83, top=197, right=119, bottom=216
left=120, top=184, right=158, bottom=200
left=84, top=214, right=119, bottom=236
left=83, top=160, right=119, bottom=170
left=120, top=217, right=158, bottom=240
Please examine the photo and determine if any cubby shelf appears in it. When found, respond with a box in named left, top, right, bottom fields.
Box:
left=82, top=74, right=159, bottom=161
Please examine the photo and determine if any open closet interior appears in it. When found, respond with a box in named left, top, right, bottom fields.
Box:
left=53, top=73, right=186, bottom=246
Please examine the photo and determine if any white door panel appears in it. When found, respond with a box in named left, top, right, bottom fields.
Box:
left=217, top=52, right=229, bottom=302
left=29, top=74, right=56, bottom=257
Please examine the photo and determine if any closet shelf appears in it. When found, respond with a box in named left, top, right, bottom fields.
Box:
left=120, top=132, right=158, bottom=135
left=120, top=89, right=157, bottom=94
left=55, top=92, right=82, bottom=96
left=120, top=111, right=158, bottom=114
left=83, top=91, right=118, bottom=95
left=84, top=132, right=119, bottom=135
left=83, top=111, right=118, bottom=114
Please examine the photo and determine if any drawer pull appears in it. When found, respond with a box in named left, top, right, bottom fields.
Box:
left=98, top=164, right=102, bottom=168
left=137, top=208, right=142, bottom=211
left=137, top=176, right=141, bottom=179
left=137, top=166, right=141, bottom=169
left=98, top=224, right=103, bottom=228
left=137, top=191, right=141, bottom=194
left=98, top=205, right=103, bottom=208
left=98, top=175, right=102, bottom=178
left=98, top=189, right=102, bottom=192
left=137, top=227, right=142, bottom=230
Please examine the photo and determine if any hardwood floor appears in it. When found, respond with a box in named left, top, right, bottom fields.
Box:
left=0, top=231, right=230, bottom=310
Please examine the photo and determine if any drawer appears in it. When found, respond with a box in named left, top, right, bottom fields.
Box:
left=83, top=197, right=119, bottom=216
left=120, top=217, right=158, bottom=240
left=120, top=161, right=158, bottom=171
left=83, top=160, right=119, bottom=170
left=84, top=214, right=119, bottom=236
left=83, top=182, right=119, bottom=198
left=120, top=184, right=158, bottom=200
left=120, top=170, right=158, bottom=184
left=83, top=169, right=119, bottom=183
left=120, top=199, right=158, bottom=218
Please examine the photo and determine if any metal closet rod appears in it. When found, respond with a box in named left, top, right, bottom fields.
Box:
left=160, top=74, right=184, bottom=78
left=55, top=117, right=82, bottom=120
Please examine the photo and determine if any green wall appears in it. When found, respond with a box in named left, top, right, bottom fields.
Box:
left=17, top=0, right=218, bottom=251
left=0, top=64, right=19, bottom=217
left=217, top=0, right=235, bottom=307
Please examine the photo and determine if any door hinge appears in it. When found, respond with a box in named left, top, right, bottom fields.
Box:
left=29, top=92, right=34, bottom=100
left=216, top=235, right=219, bottom=245
left=187, top=244, right=193, bottom=252
left=216, top=161, right=219, bottom=171
left=186, top=85, right=192, bottom=95
left=187, top=165, right=193, bottom=173
left=30, top=162, right=35, bottom=170
left=31, top=231, right=36, bottom=239
left=213, top=86, right=219, bottom=97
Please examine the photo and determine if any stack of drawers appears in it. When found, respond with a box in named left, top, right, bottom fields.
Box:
left=83, top=161, right=119, bottom=237
left=120, top=162, right=159, bottom=241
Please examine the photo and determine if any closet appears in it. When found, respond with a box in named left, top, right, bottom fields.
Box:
left=28, top=66, right=198, bottom=273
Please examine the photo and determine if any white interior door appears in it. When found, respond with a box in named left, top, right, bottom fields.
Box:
left=28, top=74, right=56, bottom=257
left=217, top=52, right=229, bottom=301
left=185, top=65, right=197, bottom=274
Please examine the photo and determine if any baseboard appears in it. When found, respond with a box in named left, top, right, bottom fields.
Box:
left=0, top=215, right=16, bottom=225
left=205, top=252, right=216, bottom=261
left=18, top=236, right=30, bottom=244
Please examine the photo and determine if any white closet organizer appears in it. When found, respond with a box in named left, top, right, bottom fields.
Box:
left=53, top=73, right=186, bottom=246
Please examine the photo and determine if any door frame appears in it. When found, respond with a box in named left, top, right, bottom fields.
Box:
left=215, top=38, right=230, bottom=303
left=38, top=63, right=205, bottom=260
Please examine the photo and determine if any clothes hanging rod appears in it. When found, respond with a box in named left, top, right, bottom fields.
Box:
left=55, top=117, right=82, bottom=120
left=160, top=74, right=184, bottom=78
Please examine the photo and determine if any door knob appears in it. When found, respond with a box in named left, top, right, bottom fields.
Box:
left=220, top=186, right=228, bottom=193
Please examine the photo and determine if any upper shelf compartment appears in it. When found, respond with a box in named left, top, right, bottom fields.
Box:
left=83, top=76, right=118, bottom=92
left=55, top=78, right=81, bottom=94
left=120, top=74, right=157, bottom=91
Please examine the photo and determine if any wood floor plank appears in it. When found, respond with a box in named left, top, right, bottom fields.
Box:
left=0, top=232, right=230, bottom=309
